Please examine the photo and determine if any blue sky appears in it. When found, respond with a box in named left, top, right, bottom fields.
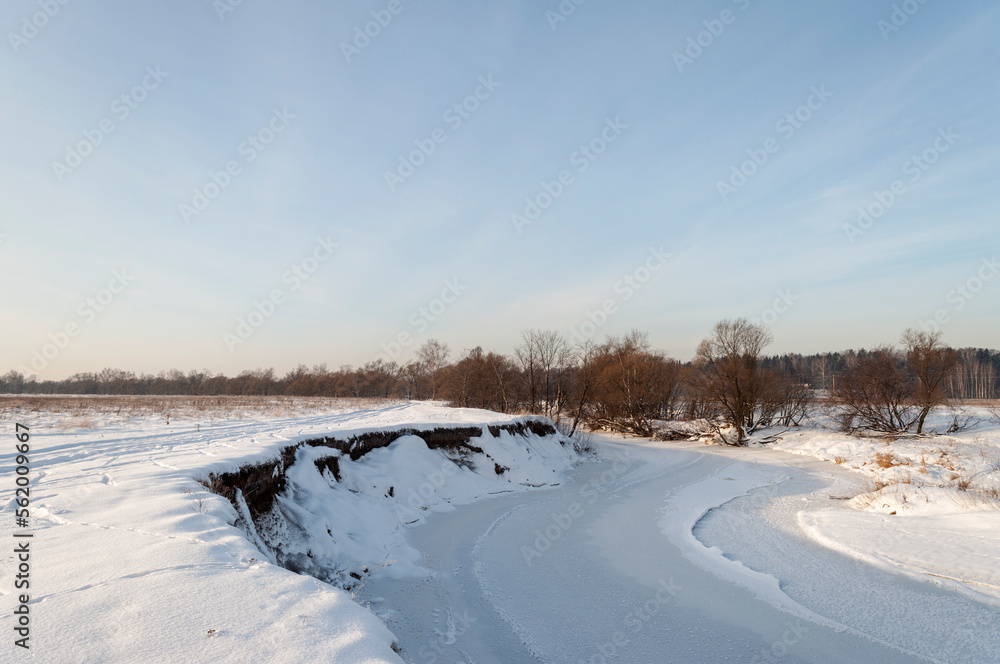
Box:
left=2, top=0, right=998, bottom=378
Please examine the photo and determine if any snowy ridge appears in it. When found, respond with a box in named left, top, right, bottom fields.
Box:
left=658, top=459, right=851, bottom=630
left=798, top=510, right=1000, bottom=607
left=667, top=452, right=949, bottom=663
left=206, top=416, right=578, bottom=588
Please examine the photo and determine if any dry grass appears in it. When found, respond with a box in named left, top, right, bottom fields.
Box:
left=874, top=451, right=898, bottom=468
left=834, top=456, right=846, bottom=465
left=0, top=395, right=405, bottom=429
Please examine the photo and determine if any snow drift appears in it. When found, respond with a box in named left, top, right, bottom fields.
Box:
left=205, top=418, right=578, bottom=586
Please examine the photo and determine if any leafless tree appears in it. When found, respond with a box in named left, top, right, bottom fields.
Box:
left=440, top=347, right=517, bottom=412
left=948, top=349, right=998, bottom=400
left=515, top=329, right=570, bottom=418
left=397, top=361, right=424, bottom=400
left=811, top=354, right=831, bottom=391
left=415, top=339, right=450, bottom=400
left=901, top=329, right=958, bottom=433
left=585, top=331, right=682, bottom=437
left=567, top=341, right=603, bottom=437
left=690, top=318, right=776, bottom=445
left=835, top=347, right=918, bottom=434
left=760, top=371, right=810, bottom=427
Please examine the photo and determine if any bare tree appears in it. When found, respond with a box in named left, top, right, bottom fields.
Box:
left=567, top=341, right=603, bottom=437
left=948, top=348, right=998, bottom=400
left=514, top=331, right=541, bottom=412
left=398, top=361, right=424, bottom=400
left=586, top=331, right=681, bottom=437
left=415, top=339, right=450, bottom=400
left=440, top=347, right=517, bottom=412
left=488, top=351, right=519, bottom=413
left=811, top=354, right=831, bottom=391
left=691, top=319, right=775, bottom=445
left=760, top=371, right=810, bottom=427
left=901, top=329, right=958, bottom=434
left=835, top=347, right=918, bottom=434
left=515, top=329, right=569, bottom=418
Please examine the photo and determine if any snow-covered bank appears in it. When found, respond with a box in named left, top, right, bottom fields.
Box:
left=208, top=418, right=577, bottom=586
left=0, top=402, right=575, bottom=663
left=656, top=456, right=843, bottom=627
left=773, top=407, right=1000, bottom=514
left=799, top=510, right=1000, bottom=603
left=768, top=407, right=1000, bottom=602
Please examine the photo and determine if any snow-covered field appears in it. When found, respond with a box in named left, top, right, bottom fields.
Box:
left=0, top=400, right=575, bottom=663
left=3, top=399, right=998, bottom=663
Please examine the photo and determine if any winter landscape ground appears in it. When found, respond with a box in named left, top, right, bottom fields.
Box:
left=2, top=398, right=998, bottom=663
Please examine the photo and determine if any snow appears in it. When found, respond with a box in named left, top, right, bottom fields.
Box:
left=799, top=510, right=1000, bottom=601
left=368, top=436, right=952, bottom=663
left=0, top=401, right=573, bottom=663
left=771, top=406, right=1000, bottom=603
left=656, top=456, right=844, bottom=629
left=4, top=399, right=999, bottom=663
left=263, top=421, right=577, bottom=584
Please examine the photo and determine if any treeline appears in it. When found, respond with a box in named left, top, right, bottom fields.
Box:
left=762, top=347, right=1000, bottom=399
left=3, top=323, right=998, bottom=443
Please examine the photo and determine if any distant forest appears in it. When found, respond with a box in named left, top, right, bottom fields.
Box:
left=3, top=336, right=997, bottom=403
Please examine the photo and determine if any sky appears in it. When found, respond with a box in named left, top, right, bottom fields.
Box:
left=1, top=0, right=998, bottom=379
